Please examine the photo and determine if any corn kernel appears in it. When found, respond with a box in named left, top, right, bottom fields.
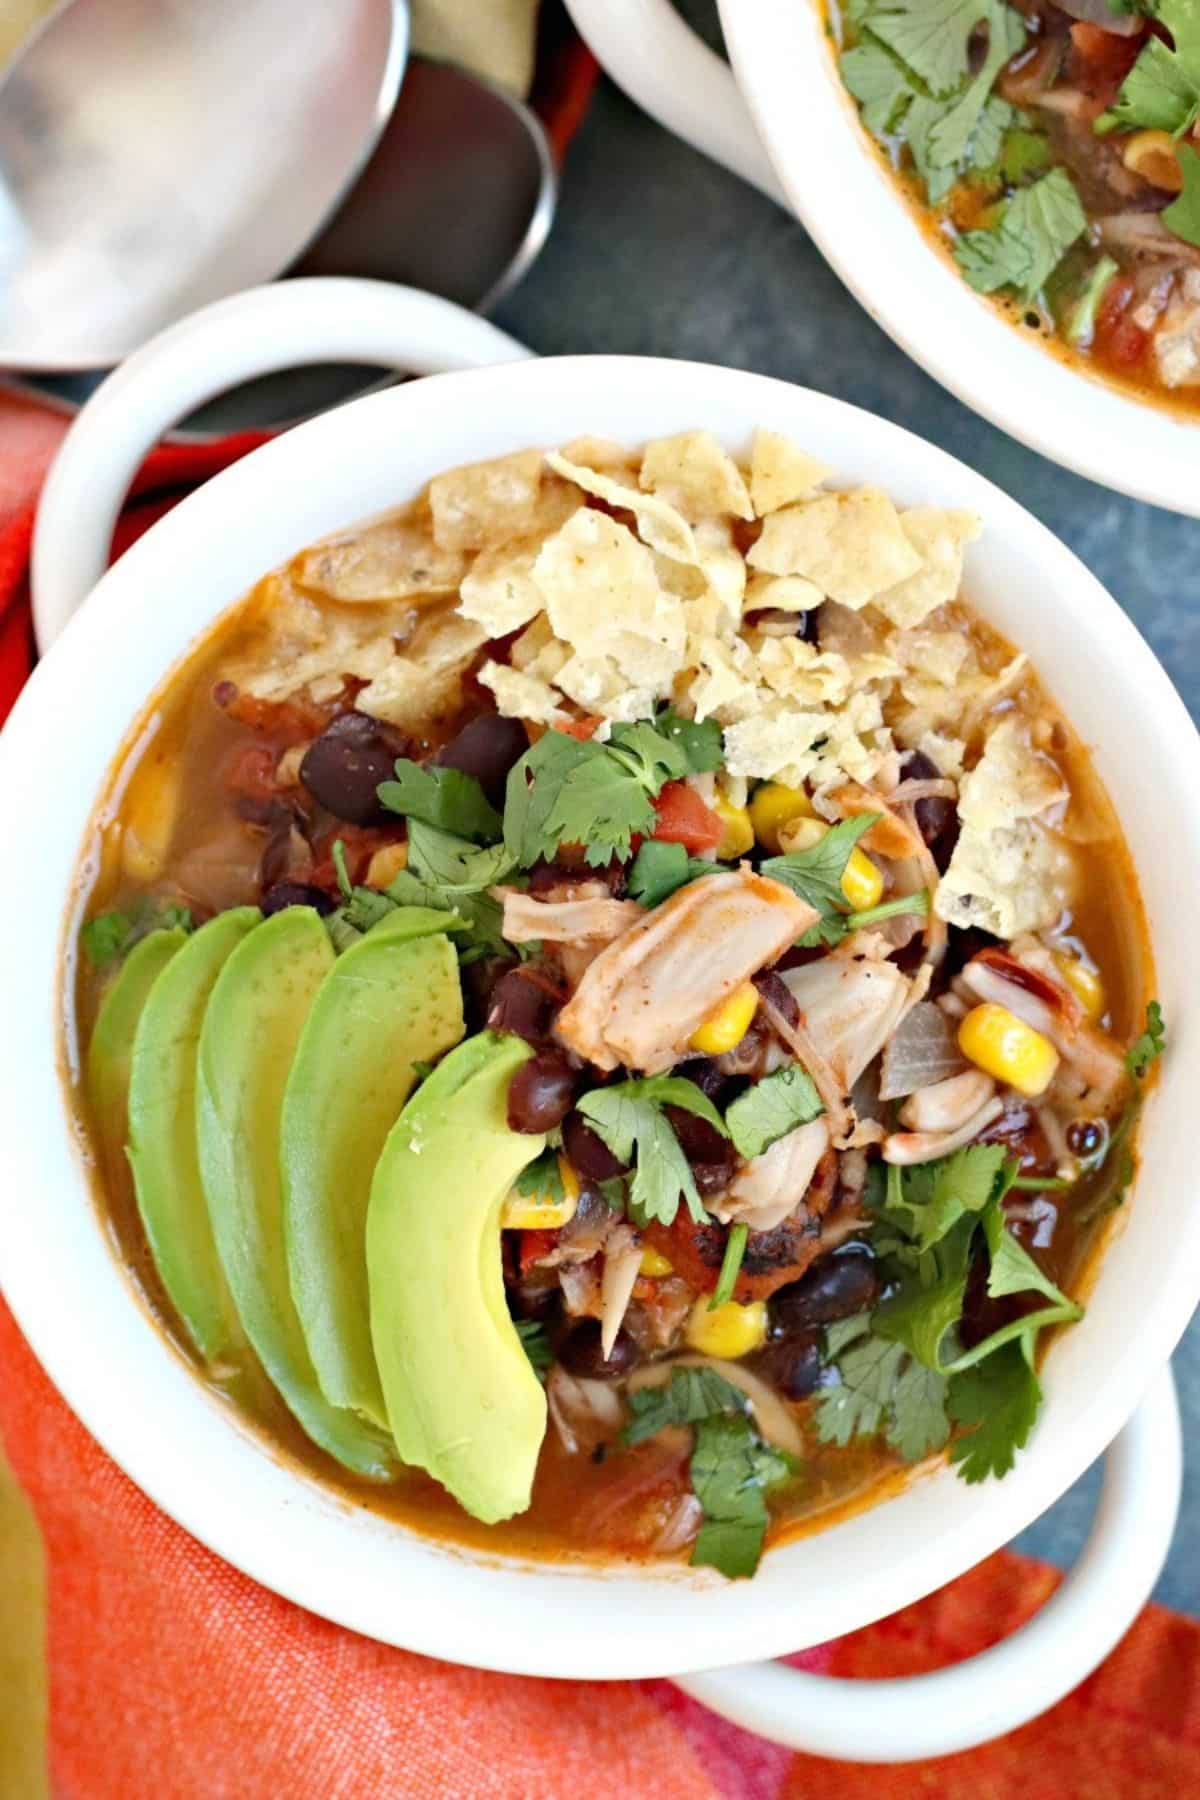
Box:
left=685, top=1296, right=768, bottom=1359
left=713, top=796, right=754, bottom=861
left=840, top=845, right=884, bottom=912
left=500, top=1155, right=581, bottom=1230
left=1053, top=952, right=1106, bottom=1024
left=1121, top=130, right=1183, bottom=194
left=366, top=841, right=409, bottom=889
left=689, top=979, right=760, bottom=1055
left=748, top=781, right=813, bottom=852
left=958, top=1003, right=1060, bottom=1098
left=639, top=1246, right=674, bottom=1277
left=775, top=816, right=884, bottom=911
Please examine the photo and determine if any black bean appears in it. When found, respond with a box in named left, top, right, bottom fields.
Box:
left=431, top=712, right=528, bottom=808
left=555, top=1318, right=638, bottom=1380
left=692, top=1161, right=735, bottom=1199
left=261, top=881, right=334, bottom=917
left=904, top=749, right=958, bottom=871
left=676, top=1057, right=738, bottom=1107
left=753, top=968, right=799, bottom=1028
left=769, top=1247, right=879, bottom=1335
left=755, top=1332, right=835, bottom=1401
left=563, top=1109, right=629, bottom=1180
left=1067, top=1118, right=1106, bottom=1159
left=665, top=1103, right=735, bottom=1169
left=299, top=712, right=410, bottom=825
left=487, top=968, right=559, bottom=1044
left=507, top=1050, right=580, bottom=1134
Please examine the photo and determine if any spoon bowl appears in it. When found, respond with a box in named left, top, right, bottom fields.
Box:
left=0, top=0, right=407, bottom=368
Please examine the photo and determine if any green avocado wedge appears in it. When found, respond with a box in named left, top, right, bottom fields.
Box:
left=196, top=906, right=395, bottom=1480
left=126, top=908, right=260, bottom=1365
left=367, top=1031, right=547, bottom=1524
left=85, top=926, right=188, bottom=1188
left=282, top=907, right=466, bottom=1425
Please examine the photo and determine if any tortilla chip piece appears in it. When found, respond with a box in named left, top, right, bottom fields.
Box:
left=872, top=508, right=981, bottom=629
left=639, top=430, right=754, bottom=522
left=749, top=429, right=832, bottom=515
left=356, top=611, right=487, bottom=734
left=723, top=690, right=891, bottom=790
left=747, top=488, right=923, bottom=608
left=533, top=508, right=686, bottom=689
left=688, top=635, right=761, bottom=723
left=479, top=662, right=570, bottom=726
left=934, top=717, right=1070, bottom=936
left=889, top=628, right=971, bottom=686
left=752, top=638, right=854, bottom=706
left=293, top=511, right=467, bottom=603
left=429, top=450, right=576, bottom=552
left=554, top=653, right=664, bottom=724
left=545, top=450, right=699, bottom=565
left=917, top=730, right=966, bottom=781
left=459, top=532, right=563, bottom=639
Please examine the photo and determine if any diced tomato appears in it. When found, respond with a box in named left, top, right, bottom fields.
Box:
left=559, top=714, right=602, bottom=741
left=518, top=1229, right=559, bottom=1275
left=224, top=744, right=277, bottom=801
left=1094, top=278, right=1150, bottom=368
left=651, top=781, right=724, bottom=856
left=1068, top=23, right=1141, bottom=104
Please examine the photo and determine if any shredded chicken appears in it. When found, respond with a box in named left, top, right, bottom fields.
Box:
left=755, top=988, right=851, bottom=1141
left=818, top=780, right=924, bottom=860
left=882, top=1094, right=1005, bottom=1165
left=714, top=1118, right=832, bottom=1234
left=496, top=888, right=642, bottom=944
left=555, top=868, right=817, bottom=1072
left=780, top=953, right=911, bottom=1093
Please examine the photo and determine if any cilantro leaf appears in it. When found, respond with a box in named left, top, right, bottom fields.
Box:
left=503, top=732, right=601, bottom=867
left=377, top=759, right=502, bottom=842
left=797, top=888, right=929, bottom=949
left=842, top=36, right=922, bottom=137
left=405, top=822, right=515, bottom=892
left=606, top=718, right=691, bottom=787
left=514, top=1148, right=565, bottom=1203
left=80, top=898, right=193, bottom=967
left=654, top=707, right=725, bottom=774
left=577, top=1075, right=726, bottom=1227
left=1097, top=0, right=1200, bottom=137
left=384, top=864, right=506, bottom=957
left=690, top=1415, right=794, bottom=1580
left=514, top=1318, right=555, bottom=1381
left=725, top=1066, right=825, bottom=1160
left=1126, top=999, right=1167, bottom=1076
left=874, top=1213, right=977, bottom=1370
left=760, top=813, right=878, bottom=916
left=711, top=1223, right=749, bottom=1309
left=954, top=166, right=1087, bottom=301
left=947, top=1339, right=1041, bottom=1481
left=883, top=1143, right=1011, bottom=1253
left=1067, top=254, right=1120, bottom=346
left=867, top=0, right=994, bottom=97
left=331, top=838, right=354, bottom=901
left=924, top=5, right=1025, bottom=168
left=939, top=1199, right=1082, bottom=1373
left=998, top=126, right=1051, bottom=184
left=626, top=839, right=720, bottom=908
left=1164, top=143, right=1200, bottom=248
left=623, top=1365, right=748, bottom=1445
left=815, top=1328, right=951, bottom=1460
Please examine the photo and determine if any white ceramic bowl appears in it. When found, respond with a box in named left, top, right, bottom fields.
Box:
left=1, top=282, right=1194, bottom=1758
left=564, top=0, right=1200, bottom=518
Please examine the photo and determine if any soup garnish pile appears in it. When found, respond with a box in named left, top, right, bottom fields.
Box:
left=831, top=0, right=1200, bottom=409
left=74, top=429, right=1162, bottom=1578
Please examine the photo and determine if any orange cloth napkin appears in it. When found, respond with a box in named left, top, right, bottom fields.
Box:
left=3, top=385, right=1200, bottom=1798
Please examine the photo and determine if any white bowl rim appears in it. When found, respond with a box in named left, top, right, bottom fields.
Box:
left=719, top=0, right=1200, bottom=519
left=2, top=353, right=1199, bottom=1679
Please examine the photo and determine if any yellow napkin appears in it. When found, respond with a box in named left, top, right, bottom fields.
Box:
left=0, top=1428, right=48, bottom=1800
left=410, top=0, right=539, bottom=96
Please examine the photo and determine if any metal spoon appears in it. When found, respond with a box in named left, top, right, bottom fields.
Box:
left=13, top=55, right=556, bottom=435
left=0, top=0, right=408, bottom=368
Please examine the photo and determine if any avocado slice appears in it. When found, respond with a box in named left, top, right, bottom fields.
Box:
left=367, top=1030, right=547, bottom=1523
left=282, top=907, right=466, bottom=1425
left=196, top=906, right=394, bottom=1479
left=85, top=926, right=188, bottom=1188
left=126, top=908, right=259, bottom=1364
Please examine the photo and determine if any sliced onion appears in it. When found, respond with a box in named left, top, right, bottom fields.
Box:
left=882, top=1094, right=1005, bottom=1165
left=600, top=1229, right=643, bottom=1357
left=547, top=1368, right=624, bottom=1456
left=879, top=1000, right=968, bottom=1099
left=1098, top=213, right=1200, bottom=267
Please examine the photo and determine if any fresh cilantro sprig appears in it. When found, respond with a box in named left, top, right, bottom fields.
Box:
left=627, top=840, right=720, bottom=907
left=623, top=1367, right=795, bottom=1578
left=1127, top=999, right=1167, bottom=1077
left=761, top=813, right=878, bottom=916
left=514, top=1318, right=554, bottom=1381
left=798, top=888, right=930, bottom=949
left=514, top=1148, right=566, bottom=1204
left=725, top=1066, right=825, bottom=1159
left=953, top=166, right=1088, bottom=302
left=816, top=1145, right=1084, bottom=1483
left=577, top=1075, right=728, bottom=1227
left=376, top=759, right=502, bottom=842
left=710, top=1223, right=749, bottom=1309
left=326, top=833, right=500, bottom=957
left=1096, top=0, right=1200, bottom=139
left=81, top=898, right=194, bottom=967
left=503, top=711, right=723, bottom=869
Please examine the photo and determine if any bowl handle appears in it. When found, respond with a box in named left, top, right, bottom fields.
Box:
left=31, top=278, right=532, bottom=650
left=674, top=1364, right=1181, bottom=1763
left=562, top=0, right=787, bottom=207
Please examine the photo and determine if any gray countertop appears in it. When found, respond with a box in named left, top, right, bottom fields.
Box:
left=497, top=1, right=1200, bottom=1613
